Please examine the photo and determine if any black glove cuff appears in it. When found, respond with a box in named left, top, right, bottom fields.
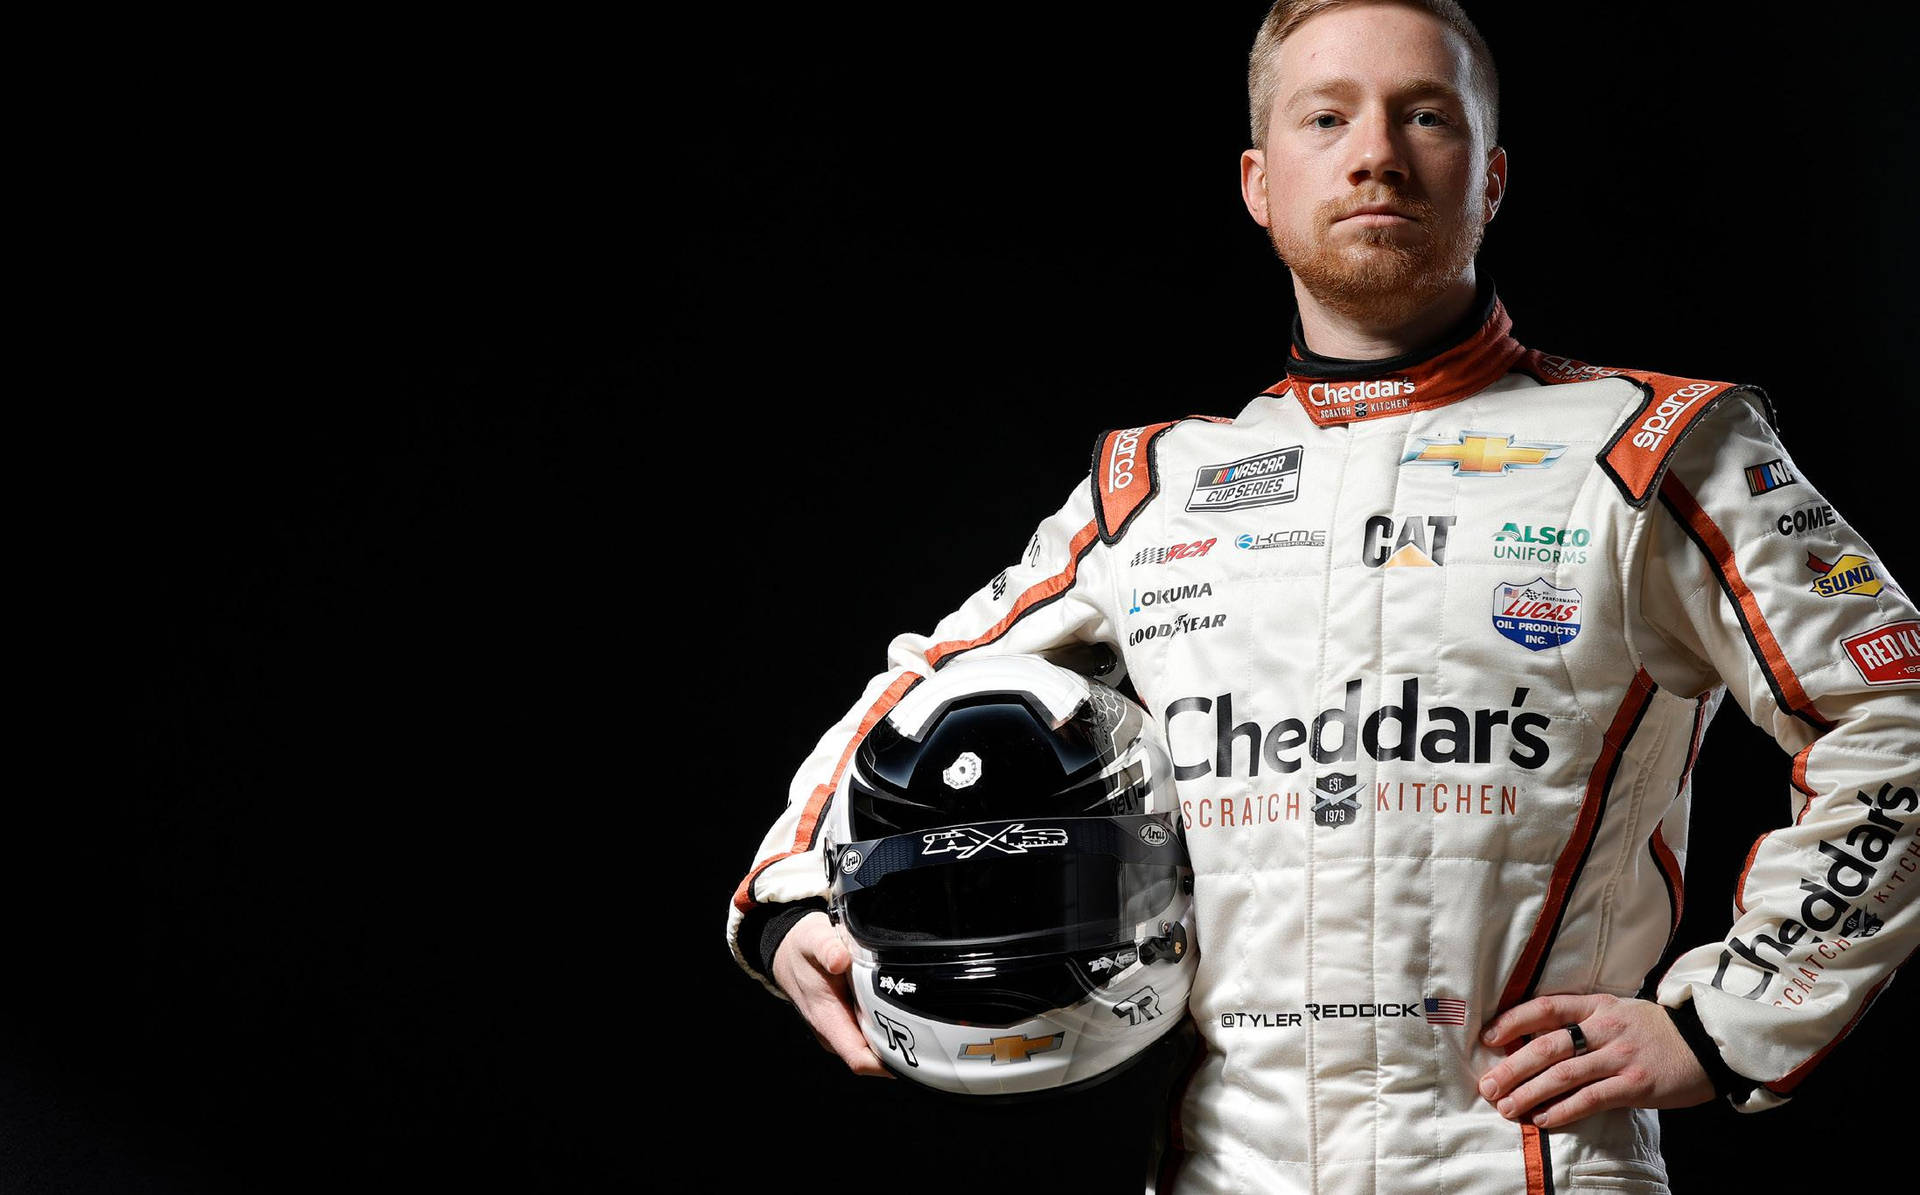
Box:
left=740, top=897, right=831, bottom=982
left=1666, top=1000, right=1761, bottom=1104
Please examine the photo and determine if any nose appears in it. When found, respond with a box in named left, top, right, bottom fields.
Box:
left=1346, top=106, right=1408, bottom=188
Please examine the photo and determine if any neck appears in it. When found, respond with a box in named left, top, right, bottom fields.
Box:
left=1291, top=270, right=1481, bottom=361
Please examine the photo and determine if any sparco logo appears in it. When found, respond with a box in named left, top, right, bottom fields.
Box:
left=1131, top=538, right=1217, bottom=567
left=1164, top=679, right=1549, bottom=779
left=1630, top=381, right=1715, bottom=450
left=1187, top=447, right=1303, bottom=511
left=1129, top=582, right=1214, bottom=613
left=1108, top=426, right=1146, bottom=491
left=1308, top=377, right=1416, bottom=407
left=1711, top=782, right=1914, bottom=1002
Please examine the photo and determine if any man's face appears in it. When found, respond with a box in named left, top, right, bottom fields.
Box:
left=1241, top=2, right=1505, bottom=325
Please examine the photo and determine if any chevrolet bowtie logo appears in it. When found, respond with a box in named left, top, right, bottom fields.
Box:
left=1402, top=431, right=1568, bottom=475
left=958, top=1033, right=1064, bottom=1065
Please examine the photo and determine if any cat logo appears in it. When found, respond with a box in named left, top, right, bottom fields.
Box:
left=958, top=1033, right=1063, bottom=1065
left=1806, top=551, right=1884, bottom=599
left=1402, top=432, right=1567, bottom=476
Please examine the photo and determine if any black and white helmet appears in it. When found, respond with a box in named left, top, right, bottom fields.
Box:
left=823, top=654, right=1197, bottom=1096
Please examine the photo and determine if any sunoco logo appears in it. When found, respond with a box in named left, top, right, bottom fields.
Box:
left=1129, top=582, right=1213, bottom=614
left=1187, top=447, right=1303, bottom=512
left=1163, top=679, right=1549, bottom=779
left=1806, top=551, right=1883, bottom=599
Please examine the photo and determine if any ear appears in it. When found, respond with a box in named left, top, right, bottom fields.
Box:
left=1241, top=149, right=1272, bottom=228
left=1483, top=146, right=1508, bottom=223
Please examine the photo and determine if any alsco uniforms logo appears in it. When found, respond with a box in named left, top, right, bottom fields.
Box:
left=1402, top=431, right=1568, bottom=476
left=1492, top=522, right=1591, bottom=565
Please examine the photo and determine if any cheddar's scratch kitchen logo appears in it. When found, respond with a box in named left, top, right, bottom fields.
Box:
left=1806, top=551, right=1884, bottom=599
left=1306, top=377, right=1416, bottom=421
left=1163, top=680, right=1550, bottom=781
left=1711, top=782, right=1913, bottom=1007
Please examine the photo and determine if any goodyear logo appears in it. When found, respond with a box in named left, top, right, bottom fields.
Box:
left=1806, top=551, right=1884, bottom=599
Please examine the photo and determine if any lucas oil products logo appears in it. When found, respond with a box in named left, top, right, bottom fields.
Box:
left=1492, top=579, right=1583, bottom=651
left=1130, top=537, right=1217, bottom=567
left=1362, top=514, right=1454, bottom=568
left=1187, top=446, right=1302, bottom=511
left=1806, top=551, right=1884, bottom=599
left=1402, top=431, right=1567, bottom=476
left=1843, top=621, right=1920, bottom=687
left=1493, top=522, right=1591, bottom=565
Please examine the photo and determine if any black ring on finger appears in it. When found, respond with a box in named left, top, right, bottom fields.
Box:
left=1564, top=1023, right=1589, bottom=1056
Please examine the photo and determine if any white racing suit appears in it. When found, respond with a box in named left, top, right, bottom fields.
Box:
left=727, top=286, right=1920, bottom=1194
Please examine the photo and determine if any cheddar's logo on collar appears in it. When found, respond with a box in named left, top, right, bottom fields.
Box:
left=1401, top=431, right=1568, bottom=476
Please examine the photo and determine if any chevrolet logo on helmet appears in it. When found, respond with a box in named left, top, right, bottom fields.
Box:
left=957, top=1033, right=1064, bottom=1065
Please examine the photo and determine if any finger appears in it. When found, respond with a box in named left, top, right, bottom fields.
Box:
left=1480, top=993, right=1606, bottom=1048
left=1496, top=1050, right=1613, bottom=1119
left=1530, top=1073, right=1640, bottom=1129
left=1479, top=1018, right=1592, bottom=1101
left=798, top=968, right=892, bottom=1077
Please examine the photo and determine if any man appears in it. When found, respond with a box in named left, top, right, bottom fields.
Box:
left=726, top=2, right=1919, bottom=1191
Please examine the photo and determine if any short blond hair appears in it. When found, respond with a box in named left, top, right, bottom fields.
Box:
left=1248, top=0, right=1500, bottom=150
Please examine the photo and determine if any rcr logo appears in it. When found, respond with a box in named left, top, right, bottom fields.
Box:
left=1108, top=426, right=1146, bottom=491
left=1631, top=382, right=1716, bottom=450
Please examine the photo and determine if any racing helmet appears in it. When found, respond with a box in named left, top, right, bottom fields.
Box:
left=823, top=653, right=1197, bottom=1096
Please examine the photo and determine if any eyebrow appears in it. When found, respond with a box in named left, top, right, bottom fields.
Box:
left=1283, top=76, right=1466, bottom=111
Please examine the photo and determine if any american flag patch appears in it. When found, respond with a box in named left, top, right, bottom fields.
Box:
left=1424, top=997, right=1468, bottom=1025
left=1744, top=458, right=1797, bottom=496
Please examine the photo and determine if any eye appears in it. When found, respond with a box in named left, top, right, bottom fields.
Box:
left=1411, top=110, right=1448, bottom=128
left=1311, top=113, right=1340, bottom=129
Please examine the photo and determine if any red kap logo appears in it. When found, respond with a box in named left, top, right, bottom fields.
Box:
left=958, top=1033, right=1063, bottom=1064
left=1806, top=551, right=1884, bottom=599
left=1402, top=431, right=1567, bottom=476
left=1843, top=621, right=1920, bottom=687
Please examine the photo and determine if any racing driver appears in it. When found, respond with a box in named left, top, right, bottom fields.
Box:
left=726, top=2, right=1920, bottom=1191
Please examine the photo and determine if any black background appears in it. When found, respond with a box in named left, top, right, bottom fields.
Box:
left=20, top=3, right=1913, bottom=1191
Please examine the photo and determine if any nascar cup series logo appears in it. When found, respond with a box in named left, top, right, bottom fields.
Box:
left=1187, top=446, right=1303, bottom=512
left=1492, top=578, right=1583, bottom=651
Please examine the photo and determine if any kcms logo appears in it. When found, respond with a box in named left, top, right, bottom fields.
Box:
left=1363, top=514, right=1454, bottom=568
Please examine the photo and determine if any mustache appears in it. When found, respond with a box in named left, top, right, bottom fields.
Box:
left=1326, top=191, right=1435, bottom=222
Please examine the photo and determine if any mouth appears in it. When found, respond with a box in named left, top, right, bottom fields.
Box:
left=1337, top=205, right=1418, bottom=226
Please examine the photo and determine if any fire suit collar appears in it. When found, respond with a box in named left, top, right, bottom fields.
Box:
left=1269, top=280, right=1527, bottom=427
